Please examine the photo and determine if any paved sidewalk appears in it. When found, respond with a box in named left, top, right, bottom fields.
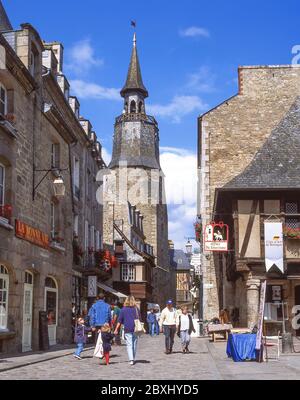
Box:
left=1, top=335, right=300, bottom=380
left=0, top=344, right=94, bottom=373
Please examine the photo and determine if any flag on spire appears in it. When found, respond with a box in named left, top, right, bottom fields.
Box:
left=131, top=20, right=136, bottom=28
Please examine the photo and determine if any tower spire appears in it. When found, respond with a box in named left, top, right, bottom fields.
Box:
left=120, top=31, right=148, bottom=98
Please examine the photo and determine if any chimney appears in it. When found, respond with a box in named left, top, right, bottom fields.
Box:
left=44, top=42, right=64, bottom=73
left=69, top=96, right=80, bottom=119
left=168, top=240, right=174, bottom=250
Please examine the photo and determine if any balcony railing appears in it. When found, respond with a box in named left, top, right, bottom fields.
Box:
left=115, top=113, right=158, bottom=125
left=0, top=205, right=12, bottom=225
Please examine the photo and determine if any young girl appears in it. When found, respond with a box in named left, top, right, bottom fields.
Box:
left=100, top=323, right=114, bottom=365
left=74, top=317, right=91, bottom=360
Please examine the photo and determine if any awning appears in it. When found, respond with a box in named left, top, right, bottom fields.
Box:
left=97, top=282, right=127, bottom=300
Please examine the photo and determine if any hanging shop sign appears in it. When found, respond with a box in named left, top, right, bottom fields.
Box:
left=204, top=221, right=229, bottom=252
left=264, top=221, right=284, bottom=273
left=88, top=276, right=97, bottom=298
left=15, top=220, right=49, bottom=249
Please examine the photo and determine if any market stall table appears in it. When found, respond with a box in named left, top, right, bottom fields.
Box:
left=207, top=324, right=233, bottom=342
left=227, top=333, right=257, bottom=362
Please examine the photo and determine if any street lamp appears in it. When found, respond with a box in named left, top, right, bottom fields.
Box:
left=185, top=240, right=193, bottom=257
left=53, top=175, right=66, bottom=197
left=33, top=167, right=68, bottom=200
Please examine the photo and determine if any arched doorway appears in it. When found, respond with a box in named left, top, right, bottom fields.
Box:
left=45, top=277, right=58, bottom=346
left=22, top=271, right=34, bottom=352
left=0, top=264, right=9, bottom=332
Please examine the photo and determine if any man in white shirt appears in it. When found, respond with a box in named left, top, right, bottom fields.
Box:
left=159, top=300, right=177, bottom=354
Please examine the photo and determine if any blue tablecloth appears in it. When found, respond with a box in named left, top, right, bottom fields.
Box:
left=227, top=334, right=257, bottom=362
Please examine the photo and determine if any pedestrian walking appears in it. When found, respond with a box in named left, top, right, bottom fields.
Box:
left=100, top=323, right=114, bottom=365
left=147, top=309, right=157, bottom=337
left=159, top=300, right=177, bottom=354
left=114, top=296, right=142, bottom=366
left=73, top=317, right=91, bottom=360
left=88, top=294, right=111, bottom=343
left=112, top=301, right=122, bottom=345
left=176, top=306, right=196, bottom=354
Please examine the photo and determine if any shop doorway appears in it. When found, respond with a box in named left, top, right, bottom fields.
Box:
left=45, top=277, right=58, bottom=346
left=22, top=272, right=34, bottom=352
left=295, top=286, right=300, bottom=337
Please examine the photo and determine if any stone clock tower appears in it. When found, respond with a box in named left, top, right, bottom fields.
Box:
left=103, top=33, right=170, bottom=306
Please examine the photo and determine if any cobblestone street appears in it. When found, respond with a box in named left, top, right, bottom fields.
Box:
left=1, top=335, right=300, bottom=380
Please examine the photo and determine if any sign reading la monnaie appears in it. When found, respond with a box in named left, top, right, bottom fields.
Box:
left=15, top=220, right=49, bottom=249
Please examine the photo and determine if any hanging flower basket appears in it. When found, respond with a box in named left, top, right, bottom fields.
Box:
left=194, top=222, right=203, bottom=242
left=283, top=226, right=300, bottom=240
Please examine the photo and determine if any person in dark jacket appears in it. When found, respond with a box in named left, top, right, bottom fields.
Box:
left=74, top=317, right=91, bottom=360
left=101, top=323, right=114, bottom=365
left=176, top=306, right=196, bottom=354
left=147, top=309, right=157, bottom=337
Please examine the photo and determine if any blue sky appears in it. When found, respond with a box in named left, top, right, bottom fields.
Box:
left=6, top=0, right=300, bottom=249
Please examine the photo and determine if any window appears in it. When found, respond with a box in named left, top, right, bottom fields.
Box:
left=138, top=101, right=143, bottom=113
left=50, top=201, right=58, bottom=240
left=74, top=215, right=79, bottom=236
left=0, top=84, right=7, bottom=116
left=84, top=221, right=89, bottom=251
left=121, top=264, right=135, bottom=282
left=45, top=277, right=58, bottom=326
left=73, top=158, right=80, bottom=199
left=0, top=164, right=4, bottom=206
left=51, top=144, right=60, bottom=169
left=25, top=271, right=33, bottom=285
left=0, top=265, right=9, bottom=331
left=130, top=100, right=136, bottom=113
left=29, top=51, right=36, bottom=76
left=95, top=231, right=101, bottom=251
left=285, top=201, right=299, bottom=229
left=86, top=169, right=91, bottom=200
left=90, top=226, right=95, bottom=250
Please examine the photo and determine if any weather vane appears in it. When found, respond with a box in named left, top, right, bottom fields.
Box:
left=131, top=20, right=136, bottom=29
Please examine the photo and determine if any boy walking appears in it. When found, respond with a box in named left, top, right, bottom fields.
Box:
left=74, top=317, right=91, bottom=360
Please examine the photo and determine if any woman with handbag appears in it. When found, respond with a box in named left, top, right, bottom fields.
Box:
left=114, top=296, right=143, bottom=366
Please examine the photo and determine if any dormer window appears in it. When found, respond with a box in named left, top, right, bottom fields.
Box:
left=0, top=84, right=7, bottom=116
left=29, top=46, right=39, bottom=78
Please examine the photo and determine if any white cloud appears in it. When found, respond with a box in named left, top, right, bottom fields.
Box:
left=186, top=66, right=216, bottom=93
left=66, top=39, right=104, bottom=75
left=160, top=147, right=198, bottom=250
left=179, top=26, right=210, bottom=38
left=70, top=79, right=121, bottom=101
left=148, top=95, right=208, bottom=123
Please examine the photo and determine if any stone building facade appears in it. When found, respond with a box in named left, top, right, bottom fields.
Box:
left=103, top=33, right=171, bottom=311
left=0, top=3, right=105, bottom=354
left=198, top=65, right=300, bottom=330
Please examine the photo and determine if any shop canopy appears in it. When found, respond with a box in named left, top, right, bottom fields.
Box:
left=97, top=282, right=127, bottom=300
